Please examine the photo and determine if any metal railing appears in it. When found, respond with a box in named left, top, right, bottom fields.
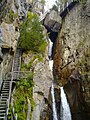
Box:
left=60, top=0, right=79, bottom=14
left=11, top=108, right=17, bottom=120
left=39, top=0, right=79, bottom=22
left=39, top=11, right=49, bottom=22
left=5, top=49, right=22, bottom=118
left=4, top=71, right=31, bottom=80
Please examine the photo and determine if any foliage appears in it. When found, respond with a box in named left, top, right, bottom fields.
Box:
left=13, top=73, right=35, bottom=120
left=19, top=12, right=47, bottom=54
left=40, top=0, right=45, bottom=4
left=21, top=54, right=44, bottom=71
left=4, top=10, right=18, bottom=23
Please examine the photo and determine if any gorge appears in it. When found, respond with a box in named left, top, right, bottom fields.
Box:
left=0, top=0, right=90, bottom=120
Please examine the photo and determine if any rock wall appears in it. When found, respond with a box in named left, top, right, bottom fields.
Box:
left=0, top=0, right=54, bottom=120
left=32, top=61, right=53, bottom=120
left=0, top=0, right=31, bottom=84
left=54, top=1, right=90, bottom=120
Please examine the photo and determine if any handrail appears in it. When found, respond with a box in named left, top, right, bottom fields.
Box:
left=5, top=48, right=22, bottom=117
left=11, top=107, right=17, bottom=120
left=4, top=71, right=31, bottom=80
left=60, top=0, right=79, bottom=15
left=7, top=59, right=14, bottom=116
left=39, top=11, right=49, bottom=21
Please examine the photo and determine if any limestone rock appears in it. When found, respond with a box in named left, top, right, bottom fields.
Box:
left=32, top=61, right=53, bottom=120
left=54, top=0, right=90, bottom=119
left=0, top=22, right=19, bottom=50
left=44, top=10, right=62, bottom=32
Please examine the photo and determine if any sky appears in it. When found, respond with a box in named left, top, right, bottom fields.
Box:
left=44, top=0, right=56, bottom=11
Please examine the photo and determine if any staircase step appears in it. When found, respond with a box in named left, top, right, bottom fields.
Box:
left=3, top=81, right=10, bottom=83
left=2, top=93, right=9, bottom=95
left=3, top=83, right=10, bottom=86
left=0, top=99, right=7, bottom=103
left=0, top=109, right=6, bottom=112
left=0, top=116, right=5, bottom=119
left=3, top=82, right=10, bottom=84
left=0, top=101, right=7, bottom=104
left=0, top=104, right=6, bottom=107
left=0, top=113, right=6, bottom=116
left=0, top=98, right=7, bottom=101
left=3, top=81, right=11, bottom=83
left=1, top=92, right=9, bottom=95
left=1, top=90, right=9, bottom=92
left=1, top=96, right=8, bottom=99
left=2, top=89, right=9, bottom=91
left=3, top=79, right=11, bottom=81
left=0, top=107, right=6, bottom=109
left=0, top=98, right=7, bottom=100
left=2, top=91, right=9, bottom=93
left=3, top=85, right=10, bottom=87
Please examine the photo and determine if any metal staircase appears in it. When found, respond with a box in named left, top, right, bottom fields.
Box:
left=0, top=48, right=22, bottom=120
left=13, top=48, right=21, bottom=80
left=0, top=79, right=10, bottom=119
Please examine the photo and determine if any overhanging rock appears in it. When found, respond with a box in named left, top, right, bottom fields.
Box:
left=44, top=10, right=62, bottom=32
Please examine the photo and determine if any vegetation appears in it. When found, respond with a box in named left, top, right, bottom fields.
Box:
left=13, top=73, right=35, bottom=120
left=4, top=10, right=18, bottom=23
left=19, top=12, right=47, bottom=54
left=21, top=54, right=43, bottom=71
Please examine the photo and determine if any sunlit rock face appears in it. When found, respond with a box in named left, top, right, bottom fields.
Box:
left=0, top=22, right=19, bottom=50
left=54, top=0, right=90, bottom=120
left=32, top=61, right=53, bottom=120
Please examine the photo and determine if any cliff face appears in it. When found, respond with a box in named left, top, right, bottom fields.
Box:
left=32, top=61, right=53, bottom=120
left=54, top=0, right=90, bottom=120
left=0, top=0, right=30, bottom=89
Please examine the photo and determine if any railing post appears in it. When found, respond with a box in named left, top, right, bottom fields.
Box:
left=4, top=99, right=9, bottom=120
left=15, top=113, right=17, bottom=120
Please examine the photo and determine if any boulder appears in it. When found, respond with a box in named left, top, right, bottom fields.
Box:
left=44, top=10, right=62, bottom=32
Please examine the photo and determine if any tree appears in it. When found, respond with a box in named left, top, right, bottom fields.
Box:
left=19, top=12, right=47, bottom=54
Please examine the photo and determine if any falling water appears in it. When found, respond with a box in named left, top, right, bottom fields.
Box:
left=48, top=38, right=58, bottom=120
left=60, top=87, right=72, bottom=120
left=48, top=39, right=53, bottom=60
left=49, top=60, right=58, bottom=120
left=51, top=83, right=58, bottom=120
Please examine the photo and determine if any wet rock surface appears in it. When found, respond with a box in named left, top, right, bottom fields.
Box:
left=54, top=0, right=90, bottom=120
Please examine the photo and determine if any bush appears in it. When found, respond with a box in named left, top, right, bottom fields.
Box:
left=13, top=73, right=35, bottom=120
left=19, top=12, right=47, bottom=54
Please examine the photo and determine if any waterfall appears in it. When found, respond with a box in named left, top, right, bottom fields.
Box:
left=49, top=60, right=58, bottom=120
left=48, top=38, right=58, bottom=120
left=48, top=39, right=53, bottom=60
left=60, top=87, right=72, bottom=120
left=51, top=83, right=58, bottom=120
left=48, top=38, right=71, bottom=120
